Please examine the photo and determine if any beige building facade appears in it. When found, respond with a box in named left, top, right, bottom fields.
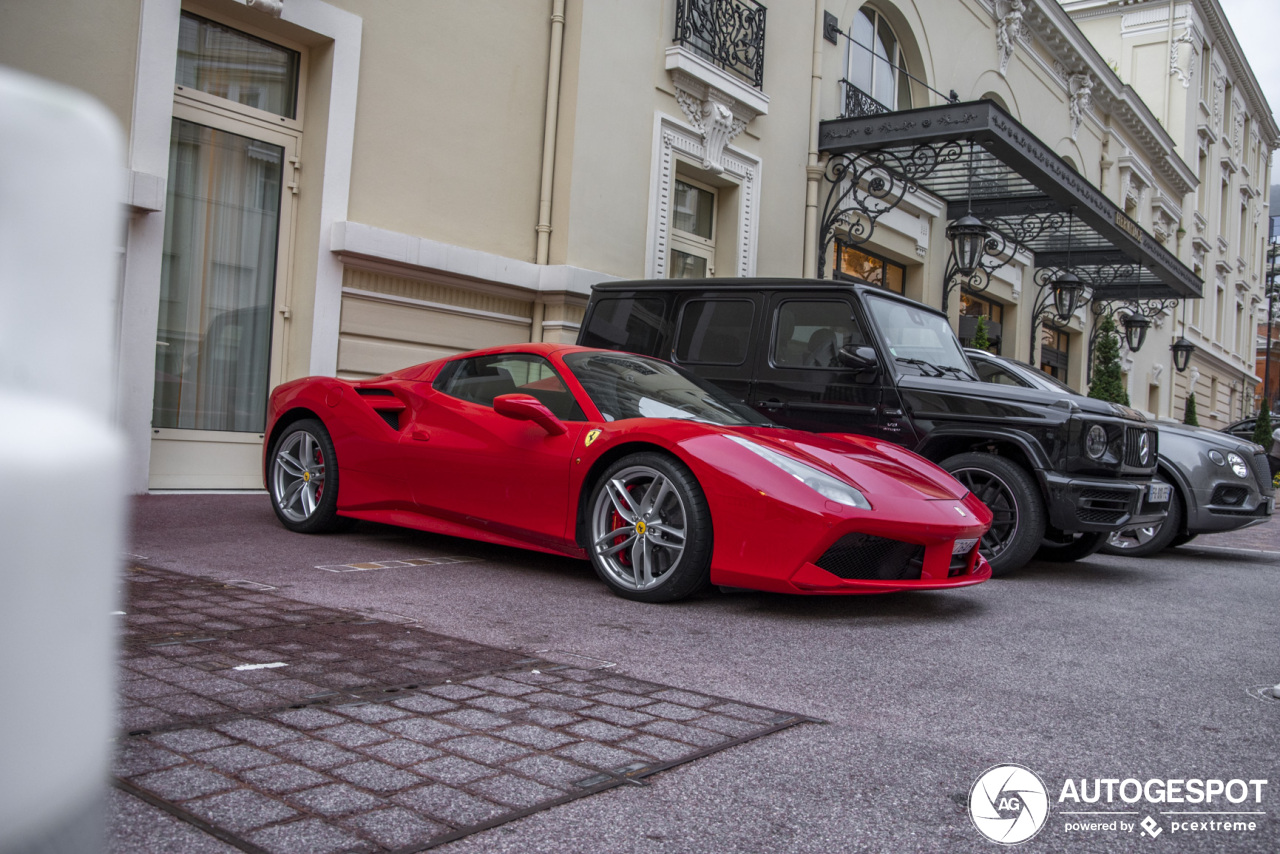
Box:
left=1, top=0, right=1274, bottom=492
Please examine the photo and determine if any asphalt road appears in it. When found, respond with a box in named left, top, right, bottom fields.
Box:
left=121, top=495, right=1280, bottom=853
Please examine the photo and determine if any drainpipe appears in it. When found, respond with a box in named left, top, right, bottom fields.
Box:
left=535, top=0, right=566, bottom=267
left=802, top=0, right=825, bottom=278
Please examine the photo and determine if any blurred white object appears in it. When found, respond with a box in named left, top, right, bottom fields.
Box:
left=0, top=67, right=126, bottom=853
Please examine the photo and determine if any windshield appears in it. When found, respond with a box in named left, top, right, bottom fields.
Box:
left=863, top=294, right=975, bottom=379
left=564, top=352, right=772, bottom=426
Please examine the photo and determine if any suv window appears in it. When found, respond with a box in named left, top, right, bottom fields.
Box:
left=675, top=299, right=753, bottom=365
left=772, top=300, right=867, bottom=368
left=434, top=353, right=584, bottom=420
left=579, top=297, right=668, bottom=354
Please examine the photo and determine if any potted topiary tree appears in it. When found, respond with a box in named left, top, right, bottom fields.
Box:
left=1088, top=315, right=1130, bottom=406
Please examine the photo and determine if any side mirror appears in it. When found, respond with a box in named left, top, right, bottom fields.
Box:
left=493, top=393, right=568, bottom=435
left=837, top=345, right=879, bottom=372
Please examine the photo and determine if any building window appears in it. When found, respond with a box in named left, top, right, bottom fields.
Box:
left=958, top=292, right=1004, bottom=354
left=153, top=13, right=302, bottom=436
left=177, top=12, right=300, bottom=119
left=1216, top=286, right=1226, bottom=340
left=846, top=6, right=912, bottom=111
left=668, top=178, right=716, bottom=278
left=834, top=243, right=905, bottom=293
left=1040, top=326, right=1069, bottom=384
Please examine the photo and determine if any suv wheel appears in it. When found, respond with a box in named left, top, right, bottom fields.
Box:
left=1036, top=530, right=1106, bottom=562
left=940, top=453, right=1046, bottom=577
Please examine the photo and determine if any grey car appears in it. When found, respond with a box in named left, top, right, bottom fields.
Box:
left=966, top=350, right=1274, bottom=556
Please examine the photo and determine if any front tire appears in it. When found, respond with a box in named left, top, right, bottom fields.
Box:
left=587, top=453, right=712, bottom=602
left=940, top=452, right=1046, bottom=577
left=268, top=419, right=346, bottom=533
left=1036, top=530, right=1106, bottom=562
left=1100, top=491, right=1184, bottom=558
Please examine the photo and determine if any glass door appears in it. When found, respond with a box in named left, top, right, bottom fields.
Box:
left=149, top=107, right=297, bottom=488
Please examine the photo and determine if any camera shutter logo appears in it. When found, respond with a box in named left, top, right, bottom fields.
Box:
left=969, top=764, right=1050, bottom=844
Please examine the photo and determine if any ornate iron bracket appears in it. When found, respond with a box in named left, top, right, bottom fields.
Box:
left=1086, top=297, right=1178, bottom=382
left=818, top=142, right=963, bottom=279
left=1027, top=266, right=1076, bottom=367
left=942, top=211, right=1066, bottom=312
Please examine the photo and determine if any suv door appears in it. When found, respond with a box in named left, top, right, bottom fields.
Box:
left=668, top=294, right=761, bottom=404
left=749, top=294, right=899, bottom=440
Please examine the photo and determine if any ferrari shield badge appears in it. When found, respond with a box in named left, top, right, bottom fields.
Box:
left=584, top=429, right=602, bottom=447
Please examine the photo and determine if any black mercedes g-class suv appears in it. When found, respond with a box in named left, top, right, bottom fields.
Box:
left=577, top=278, right=1165, bottom=575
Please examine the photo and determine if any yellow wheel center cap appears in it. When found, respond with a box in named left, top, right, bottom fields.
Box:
left=635, top=520, right=647, bottom=535
left=303, top=471, right=311, bottom=483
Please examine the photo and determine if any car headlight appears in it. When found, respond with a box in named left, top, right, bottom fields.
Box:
left=1227, top=452, right=1249, bottom=479
left=1084, top=424, right=1108, bottom=460
left=726, top=436, right=871, bottom=509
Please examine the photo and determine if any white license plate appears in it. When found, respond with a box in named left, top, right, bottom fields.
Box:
left=1147, top=483, right=1172, bottom=503
left=952, top=537, right=979, bottom=555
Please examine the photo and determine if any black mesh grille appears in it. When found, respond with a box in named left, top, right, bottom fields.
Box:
left=1250, top=452, right=1274, bottom=496
left=1077, top=488, right=1131, bottom=525
left=376, top=411, right=400, bottom=430
left=816, top=534, right=924, bottom=581
left=1211, top=485, right=1250, bottom=506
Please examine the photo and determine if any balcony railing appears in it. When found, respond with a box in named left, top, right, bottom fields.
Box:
left=674, top=0, right=766, bottom=89
left=840, top=80, right=891, bottom=119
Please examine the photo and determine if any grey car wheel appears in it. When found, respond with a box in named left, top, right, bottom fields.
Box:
left=587, top=453, right=711, bottom=602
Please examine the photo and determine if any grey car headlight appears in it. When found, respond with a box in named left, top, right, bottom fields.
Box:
left=1227, top=452, right=1249, bottom=479
left=727, top=436, right=872, bottom=509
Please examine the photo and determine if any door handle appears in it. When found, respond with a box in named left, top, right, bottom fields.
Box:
left=758, top=399, right=784, bottom=410
left=411, top=430, right=430, bottom=442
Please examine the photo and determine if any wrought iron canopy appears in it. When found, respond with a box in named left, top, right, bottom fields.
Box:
left=819, top=99, right=1203, bottom=301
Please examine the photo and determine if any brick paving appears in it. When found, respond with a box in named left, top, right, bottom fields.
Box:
left=113, top=566, right=809, bottom=852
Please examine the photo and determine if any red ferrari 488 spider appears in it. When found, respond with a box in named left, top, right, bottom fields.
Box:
left=264, top=344, right=992, bottom=601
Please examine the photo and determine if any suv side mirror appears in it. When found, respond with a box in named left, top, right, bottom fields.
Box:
left=837, top=345, right=879, bottom=372
left=493, top=394, right=568, bottom=435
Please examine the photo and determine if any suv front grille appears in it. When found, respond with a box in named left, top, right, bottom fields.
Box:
left=1250, top=452, right=1275, bottom=495
left=1124, top=427, right=1154, bottom=468
left=816, top=534, right=924, bottom=581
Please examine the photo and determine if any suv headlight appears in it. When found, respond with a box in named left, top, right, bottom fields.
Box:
left=1084, top=424, right=1109, bottom=460
left=727, top=436, right=872, bottom=509
left=1227, top=452, right=1249, bottom=479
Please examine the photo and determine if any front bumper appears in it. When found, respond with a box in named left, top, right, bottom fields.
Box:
left=707, top=489, right=994, bottom=595
left=1042, top=472, right=1167, bottom=533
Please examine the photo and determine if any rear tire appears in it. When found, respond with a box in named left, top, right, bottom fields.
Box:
left=268, top=419, right=348, bottom=533
left=586, top=453, right=712, bottom=602
left=940, top=452, right=1045, bottom=577
left=1100, top=491, right=1184, bottom=558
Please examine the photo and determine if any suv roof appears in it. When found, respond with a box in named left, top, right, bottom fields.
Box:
left=592, top=277, right=946, bottom=320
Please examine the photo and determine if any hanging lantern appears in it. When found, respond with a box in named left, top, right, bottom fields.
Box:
left=1121, top=313, right=1151, bottom=352
left=946, top=214, right=988, bottom=277
left=1170, top=336, right=1194, bottom=372
left=1051, top=270, right=1083, bottom=320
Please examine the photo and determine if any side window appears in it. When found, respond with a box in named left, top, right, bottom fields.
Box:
left=434, top=354, right=585, bottom=420
left=772, top=300, right=866, bottom=369
left=675, top=299, right=753, bottom=365
left=973, top=360, right=1028, bottom=387
left=580, top=297, right=669, bottom=355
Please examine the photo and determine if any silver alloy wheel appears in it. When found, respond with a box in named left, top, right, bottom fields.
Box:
left=1106, top=523, right=1161, bottom=550
left=272, top=430, right=327, bottom=523
left=590, top=464, right=688, bottom=592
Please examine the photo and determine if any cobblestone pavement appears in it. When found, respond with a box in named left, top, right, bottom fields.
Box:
left=1190, top=514, right=1279, bottom=553
left=112, top=566, right=810, bottom=853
